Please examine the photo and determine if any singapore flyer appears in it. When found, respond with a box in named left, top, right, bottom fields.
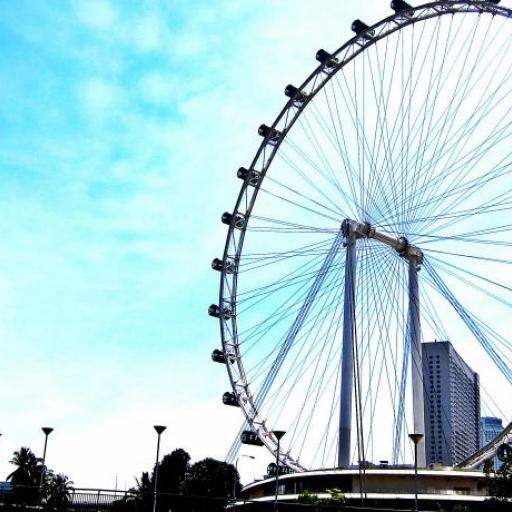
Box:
left=211, top=0, right=512, bottom=475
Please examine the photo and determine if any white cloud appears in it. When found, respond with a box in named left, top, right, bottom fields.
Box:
left=138, top=73, right=175, bottom=105
left=132, top=15, right=166, bottom=53
left=78, top=79, right=124, bottom=120
left=74, top=0, right=118, bottom=30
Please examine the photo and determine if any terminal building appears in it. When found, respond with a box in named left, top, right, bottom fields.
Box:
left=237, top=341, right=494, bottom=509
left=422, top=341, right=480, bottom=467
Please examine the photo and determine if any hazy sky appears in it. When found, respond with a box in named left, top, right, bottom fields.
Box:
left=2, top=0, right=510, bottom=490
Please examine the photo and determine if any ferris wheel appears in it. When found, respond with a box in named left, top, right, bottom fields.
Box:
left=210, top=0, right=512, bottom=472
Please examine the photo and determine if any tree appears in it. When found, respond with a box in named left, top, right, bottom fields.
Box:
left=186, top=457, right=238, bottom=498
left=185, top=458, right=239, bottom=512
left=150, top=449, right=191, bottom=512
left=485, top=458, right=512, bottom=502
left=134, top=471, right=152, bottom=497
left=44, top=472, right=73, bottom=509
left=115, top=450, right=239, bottom=512
left=155, top=448, right=190, bottom=494
left=117, top=471, right=153, bottom=512
left=7, top=447, right=42, bottom=486
left=7, top=447, right=42, bottom=505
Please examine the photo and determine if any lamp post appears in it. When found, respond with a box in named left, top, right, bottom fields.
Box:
left=152, top=425, right=166, bottom=512
left=272, top=430, right=286, bottom=512
left=408, top=433, right=424, bottom=512
left=233, top=455, right=255, bottom=511
left=40, top=427, right=54, bottom=494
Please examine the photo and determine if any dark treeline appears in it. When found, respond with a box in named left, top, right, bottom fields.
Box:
left=115, top=447, right=240, bottom=512
left=2, top=445, right=238, bottom=512
left=3, top=446, right=72, bottom=507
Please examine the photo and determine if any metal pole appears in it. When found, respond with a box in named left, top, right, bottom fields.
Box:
left=40, top=427, right=53, bottom=499
left=152, top=426, right=166, bottom=512
left=153, top=434, right=161, bottom=512
left=408, top=261, right=426, bottom=467
left=271, top=431, right=285, bottom=512
left=414, top=441, right=419, bottom=512
left=233, top=455, right=254, bottom=511
left=233, top=458, right=239, bottom=512
left=274, top=438, right=280, bottom=512
left=339, top=226, right=357, bottom=467
left=408, top=434, right=423, bottom=512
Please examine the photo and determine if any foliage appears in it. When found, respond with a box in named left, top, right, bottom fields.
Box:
left=485, top=458, right=512, bottom=502
left=134, top=471, right=152, bottom=496
left=7, top=447, right=42, bottom=486
left=6, top=446, right=73, bottom=508
left=326, top=488, right=345, bottom=504
left=155, top=448, right=190, bottom=494
left=115, top=472, right=152, bottom=512
left=297, top=490, right=320, bottom=504
left=297, top=489, right=345, bottom=510
left=185, top=457, right=238, bottom=498
left=43, top=472, right=74, bottom=508
left=6, top=447, right=42, bottom=505
left=114, top=451, right=237, bottom=512
left=183, top=457, right=239, bottom=512
left=451, top=505, right=470, bottom=512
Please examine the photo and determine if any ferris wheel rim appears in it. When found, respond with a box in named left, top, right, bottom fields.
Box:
left=216, top=0, right=512, bottom=471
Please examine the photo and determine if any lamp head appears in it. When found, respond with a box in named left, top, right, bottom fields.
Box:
left=42, top=427, right=54, bottom=436
left=272, top=430, right=286, bottom=441
left=408, top=433, right=424, bottom=445
left=154, top=425, right=167, bottom=435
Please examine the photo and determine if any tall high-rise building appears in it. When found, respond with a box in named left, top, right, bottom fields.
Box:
left=481, top=416, right=504, bottom=470
left=423, top=341, right=480, bottom=466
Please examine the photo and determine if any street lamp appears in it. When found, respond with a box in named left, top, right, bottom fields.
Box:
left=152, top=425, right=167, bottom=512
left=40, top=427, right=54, bottom=493
left=408, top=433, right=424, bottom=512
left=233, top=455, right=255, bottom=510
left=272, top=430, right=286, bottom=512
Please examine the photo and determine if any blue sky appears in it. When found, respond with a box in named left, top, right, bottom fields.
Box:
left=0, top=0, right=476, bottom=488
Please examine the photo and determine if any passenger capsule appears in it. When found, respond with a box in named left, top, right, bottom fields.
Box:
left=209, top=303, right=232, bottom=319
left=237, top=167, right=261, bottom=186
left=211, top=258, right=223, bottom=271
left=208, top=304, right=221, bottom=318
left=267, top=463, right=277, bottom=476
left=351, top=19, right=372, bottom=35
left=258, top=124, right=282, bottom=145
left=241, top=430, right=264, bottom=446
left=211, top=257, right=236, bottom=274
left=284, top=84, right=308, bottom=105
left=267, top=463, right=291, bottom=476
left=391, top=0, right=413, bottom=12
left=237, top=167, right=249, bottom=180
left=258, top=124, right=272, bottom=138
left=211, top=349, right=225, bottom=363
left=316, top=49, right=332, bottom=64
left=221, top=212, right=233, bottom=225
left=315, top=49, right=339, bottom=73
left=211, top=349, right=235, bottom=364
left=221, top=212, right=246, bottom=229
left=222, top=391, right=240, bottom=407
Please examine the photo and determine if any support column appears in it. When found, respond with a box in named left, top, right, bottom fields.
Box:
left=408, top=259, right=426, bottom=467
left=338, top=227, right=357, bottom=468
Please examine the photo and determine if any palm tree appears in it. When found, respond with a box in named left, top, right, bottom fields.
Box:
left=7, top=447, right=42, bottom=504
left=7, top=447, right=42, bottom=485
left=44, top=472, right=74, bottom=509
